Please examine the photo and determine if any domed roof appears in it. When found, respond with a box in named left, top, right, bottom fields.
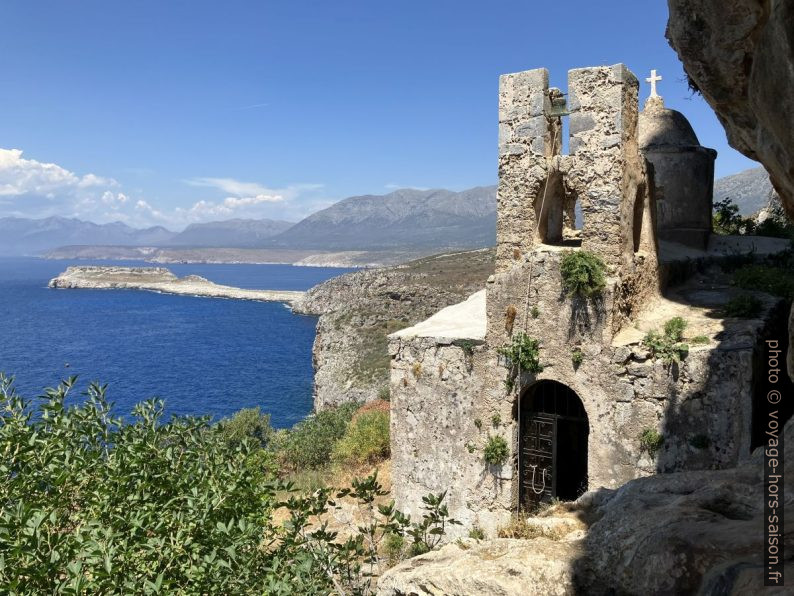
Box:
left=638, top=97, right=700, bottom=149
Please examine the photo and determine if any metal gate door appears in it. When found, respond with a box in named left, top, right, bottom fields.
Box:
left=519, top=381, right=589, bottom=511
left=520, top=413, right=555, bottom=510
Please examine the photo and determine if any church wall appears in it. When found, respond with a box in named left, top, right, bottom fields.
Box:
left=389, top=249, right=771, bottom=537
left=388, top=336, right=513, bottom=538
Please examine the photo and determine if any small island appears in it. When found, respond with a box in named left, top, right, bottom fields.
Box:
left=48, top=266, right=306, bottom=307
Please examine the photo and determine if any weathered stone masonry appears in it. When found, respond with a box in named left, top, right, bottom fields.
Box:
left=389, top=64, right=788, bottom=538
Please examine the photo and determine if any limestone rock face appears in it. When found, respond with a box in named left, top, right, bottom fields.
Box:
left=666, top=0, right=794, bottom=219
left=377, top=537, right=581, bottom=596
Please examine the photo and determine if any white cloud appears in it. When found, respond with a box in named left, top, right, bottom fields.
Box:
left=0, top=148, right=118, bottom=198
left=0, top=147, right=332, bottom=229
left=184, top=177, right=277, bottom=198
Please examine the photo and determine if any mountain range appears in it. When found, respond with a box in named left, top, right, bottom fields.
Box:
left=0, top=168, right=774, bottom=256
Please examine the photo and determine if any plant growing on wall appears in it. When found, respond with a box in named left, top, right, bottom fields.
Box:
left=571, top=348, right=584, bottom=366
left=642, top=317, right=690, bottom=364
left=638, top=427, right=664, bottom=459
left=483, top=435, right=509, bottom=466
left=560, top=250, right=607, bottom=297
left=497, top=332, right=543, bottom=373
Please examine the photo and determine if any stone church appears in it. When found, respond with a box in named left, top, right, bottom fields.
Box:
left=387, top=64, right=791, bottom=536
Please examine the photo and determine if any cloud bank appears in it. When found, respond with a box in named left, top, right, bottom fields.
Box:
left=0, top=148, right=326, bottom=229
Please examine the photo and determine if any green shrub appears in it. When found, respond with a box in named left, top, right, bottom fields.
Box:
left=690, top=335, right=710, bottom=345
left=663, top=316, right=687, bottom=342
left=277, top=401, right=359, bottom=471
left=0, top=376, right=457, bottom=595
left=530, top=305, right=540, bottom=319
left=498, top=332, right=543, bottom=373
left=733, top=265, right=794, bottom=299
left=483, top=435, right=509, bottom=466
left=638, top=427, right=664, bottom=458
left=378, top=386, right=391, bottom=401
left=491, top=413, right=501, bottom=427
left=723, top=294, right=763, bottom=318
left=468, top=526, right=485, bottom=540
left=333, top=409, right=390, bottom=466
left=571, top=348, right=584, bottom=366
left=642, top=317, right=690, bottom=364
left=474, top=418, right=483, bottom=430
left=218, top=406, right=273, bottom=449
left=560, top=250, right=607, bottom=297
left=712, top=198, right=756, bottom=235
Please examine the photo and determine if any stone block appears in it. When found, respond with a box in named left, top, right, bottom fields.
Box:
left=569, top=113, right=596, bottom=135
left=514, top=116, right=548, bottom=139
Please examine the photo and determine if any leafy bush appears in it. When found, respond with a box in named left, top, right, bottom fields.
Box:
left=723, top=294, right=763, bottom=318
left=275, top=401, right=359, bottom=471
left=468, top=526, right=485, bottom=540
left=530, top=305, right=540, bottom=319
left=377, top=386, right=390, bottom=401
left=642, top=317, right=690, bottom=364
left=689, top=335, right=710, bottom=345
left=560, top=250, right=607, bottom=297
left=483, top=435, right=509, bottom=466
left=333, top=409, right=390, bottom=466
left=712, top=198, right=756, bottom=235
left=0, top=376, right=455, bottom=595
left=638, top=427, right=664, bottom=458
left=733, top=264, right=794, bottom=299
left=218, top=406, right=273, bottom=449
left=498, top=332, right=543, bottom=373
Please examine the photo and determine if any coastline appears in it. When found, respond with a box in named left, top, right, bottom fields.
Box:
left=48, top=266, right=306, bottom=307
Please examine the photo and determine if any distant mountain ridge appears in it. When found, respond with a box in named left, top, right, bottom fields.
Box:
left=2, top=169, right=775, bottom=256
left=168, top=219, right=294, bottom=247
left=270, top=186, right=497, bottom=250
left=0, top=216, right=176, bottom=256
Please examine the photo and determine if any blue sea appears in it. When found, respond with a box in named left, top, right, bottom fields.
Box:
left=0, top=258, right=353, bottom=428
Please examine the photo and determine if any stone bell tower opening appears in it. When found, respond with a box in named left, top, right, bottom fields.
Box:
left=518, top=380, right=589, bottom=511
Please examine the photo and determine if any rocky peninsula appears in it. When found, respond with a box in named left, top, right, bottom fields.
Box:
left=49, top=266, right=305, bottom=307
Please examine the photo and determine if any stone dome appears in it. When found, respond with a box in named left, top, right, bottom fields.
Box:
left=638, top=97, right=700, bottom=149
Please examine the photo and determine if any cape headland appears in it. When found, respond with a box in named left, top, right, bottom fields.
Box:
left=48, top=266, right=305, bottom=307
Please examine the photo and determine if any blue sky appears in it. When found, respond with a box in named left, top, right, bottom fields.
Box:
left=0, top=1, right=759, bottom=230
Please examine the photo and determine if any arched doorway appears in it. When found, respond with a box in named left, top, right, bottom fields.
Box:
left=519, top=380, right=589, bottom=510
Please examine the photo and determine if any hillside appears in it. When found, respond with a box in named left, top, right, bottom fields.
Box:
left=713, top=166, right=773, bottom=214
left=272, top=186, right=497, bottom=251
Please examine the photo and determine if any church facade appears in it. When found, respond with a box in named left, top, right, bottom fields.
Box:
left=387, top=64, right=789, bottom=536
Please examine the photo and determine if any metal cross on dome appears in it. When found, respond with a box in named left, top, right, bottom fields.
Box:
left=646, top=69, right=662, bottom=98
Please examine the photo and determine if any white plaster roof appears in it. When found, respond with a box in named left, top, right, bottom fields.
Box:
left=390, top=289, right=486, bottom=340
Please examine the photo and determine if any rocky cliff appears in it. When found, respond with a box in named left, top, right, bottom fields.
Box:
left=666, top=0, right=794, bottom=394
left=295, top=249, right=495, bottom=410
left=666, top=0, right=794, bottom=219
